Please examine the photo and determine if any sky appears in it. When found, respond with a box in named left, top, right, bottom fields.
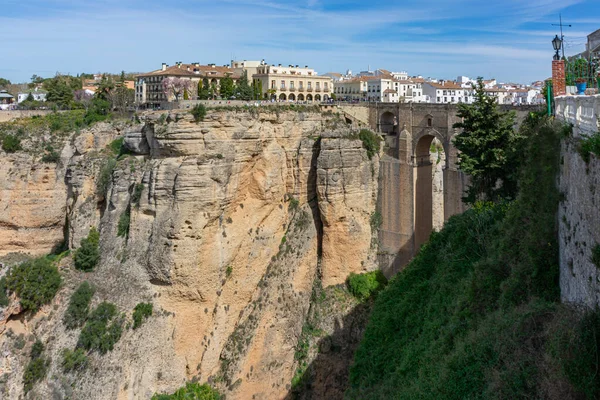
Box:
left=2, top=0, right=599, bottom=84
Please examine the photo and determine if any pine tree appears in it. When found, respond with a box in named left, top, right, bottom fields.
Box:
left=235, top=71, right=253, bottom=100
left=219, top=75, right=235, bottom=99
left=452, top=78, right=522, bottom=204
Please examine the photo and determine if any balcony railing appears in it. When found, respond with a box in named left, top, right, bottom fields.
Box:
left=298, top=87, right=304, bottom=92
left=315, top=88, right=322, bottom=92
left=307, top=88, right=313, bottom=92
left=280, top=87, right=287, bottom=91
left=289, top=87, right=296, bottom=92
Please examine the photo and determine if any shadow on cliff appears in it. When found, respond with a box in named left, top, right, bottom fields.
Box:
left=284, top=234, right=418, bottom=400
left=283, top=299, right=372, bottom=400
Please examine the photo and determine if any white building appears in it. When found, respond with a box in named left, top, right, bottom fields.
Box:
left=422, top=81, right=471, bottom=104
left=17, top=89, right=47, bottom=103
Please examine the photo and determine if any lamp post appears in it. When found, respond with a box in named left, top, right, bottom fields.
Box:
left=552, top=35, right=562, bottom=61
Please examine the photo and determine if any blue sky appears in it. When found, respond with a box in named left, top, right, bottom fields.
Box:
left=2, top=0, right=599, bottom=84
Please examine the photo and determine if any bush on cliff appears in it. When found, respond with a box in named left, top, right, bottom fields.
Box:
left=74, top=227, right=100, bottom=272
left=23, top=341, right=49, bottom=393
left=6, top=257, right=62, bottom=312
left=77, top=301, right=123, bottom=354
left=63, top=281, right=95, bottom=329
left=132, top=302, right=153, bottom=329
left=348, top=115, right=599, bottom=399
left=190, top=104, right=207, bottom=122
left=2, top=133, right=22, bottom=153
left=152, top=382, right=221, bottom=400
left=347, top=271, right=387, bottom=301
left=358, top=129, right=382, bottom=159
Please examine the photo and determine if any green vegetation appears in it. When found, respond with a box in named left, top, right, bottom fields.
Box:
left=358, top=129, right=382, bottom=159
left=291, top=323, right=324, bottom=390
left=132, top=302, right=153, bottom=329
left=74, top=227, right=100, bottom=272
left=225, top=265, right=233, bottom=278
left=190, top=104, right=207, bottom=122
left=5, top=257, right=62, bottom=312
left=63, top=281, right=95, bottom=330
left=109, top=137, right=124, bottom=155
left=40, top=144, right=60, bottom=163
left=347, top=116, right=599, bottom=399
left=152, top=382, right=221, bottom=400
left=592, top=244, right=600, bottom=268
left=23, top=341, right=49, bottom=393
left=61, top=348, right=88, bottom=373
left=96, top=158, right=116, bottom=197
left=132, top=183, right=144, bottom=206
left=369, top=211, right=382, bottom=230
left=578, top=131, right=600, bottom=163
left=2, top=133, right=22, bottom=153
left=453, top=78, right=522, bottom=204
left=347, top=271, right=387, bottom=302
left=0, top=276, right=8, bottom=307
left=77, top=302, right=123, bottom=354
left=219, top=76, right=235, bottom=99
left=117, top=207, right=131, bottom=238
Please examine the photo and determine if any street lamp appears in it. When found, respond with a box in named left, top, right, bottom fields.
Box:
left=552, top=35, right=562, bottom=61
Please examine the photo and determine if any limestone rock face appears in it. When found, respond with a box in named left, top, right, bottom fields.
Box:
left=0, top=109, right=380, bottom=400
left=317, top=135, right=379, bottom=287
left=0, top=153, right=67, bottom=256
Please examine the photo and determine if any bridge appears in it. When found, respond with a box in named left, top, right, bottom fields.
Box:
left=335, top=102, right=541, bottom=274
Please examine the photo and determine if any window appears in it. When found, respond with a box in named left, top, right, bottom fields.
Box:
left=308, top=82, right=312, bottom=89
left=299, top=81, right=303, bottom=88
left=444, top=97, right=447, bottom=102
left=437, top=97, right=441, bottom=102
left=451, top=97, right=455, bottom=102
left=316, top=82, right=320, bottom=89
left=290, top=81, right=294, bottom=89
left=271, top=80, right=276, bottom=89
left=428, top=118, right=432, bottom=127
left=281, top=80, right=285, bottom=89
left=324, top=83, right=328, bottom=90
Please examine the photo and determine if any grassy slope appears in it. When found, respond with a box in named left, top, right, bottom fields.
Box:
left=347, top=116, right=600, bottom=399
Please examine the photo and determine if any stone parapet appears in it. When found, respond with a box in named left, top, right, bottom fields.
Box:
left=555, top=94, right=600, bottom=136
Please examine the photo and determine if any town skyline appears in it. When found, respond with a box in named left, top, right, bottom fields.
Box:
left=2, top=0, right=600, bottom=84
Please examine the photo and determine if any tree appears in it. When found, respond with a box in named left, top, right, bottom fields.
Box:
left=452, top=78, right=521, bottom=204
left=26, top=92, right=34, bottom=102
left=44, top=75, right=75, bottom=108
left=162, top=77, right=192, bottom=101
left=198, top=78, right=210, bottom=100
left=112, top=71, right=134, bottom=112
left=219, top=75, right=235, bottom=99
left=252, top=79, right=262, bottom=100
left=235, top=71, right=253, bottom=101
left=0, top=78, right=10, bottom=89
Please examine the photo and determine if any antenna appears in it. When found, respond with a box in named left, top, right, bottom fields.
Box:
left=552, top=13, right=572, bottom=58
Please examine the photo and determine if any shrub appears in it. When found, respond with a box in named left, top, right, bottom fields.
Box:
left=358, top=129, right=382, bottom=159
left=41, top=145, right=60, bottom=163
left=131, top=183, right=144, bottom=206
left=370, top=211, right=382, bottom=230
left=74, top=227, right=100, bottom=272
left=109, top=137, right=124, bottom=156
left=578, top=132, right=600, bottom=163
left=592, top=244, right=600, bottom=269
left=226, top=265, right=233, bottom=278
left=289, top=196, right=300, bottom=211
left=132, top=302, right=153, bottom=329
left=117, top=207, right=131, bottom=238
left=152, top=382, right=221, bottom=400
left=2, top=133, right=22, bottom=153
left=77, top=302, right=123, bottom=354
left=63, top=281, right=95, bottom=329
left=96, top=158, right=116, bottom=197
left=23, top=341, right=48, bottom=393
left=0, top=276, right=8, bottom=307
left=6, top=257, right=62, bottom=312
left=347, top=270, right=387, bottom=301
left=190, top=104, right=207, bottom=123
left=61, top=348, right=88, bottom=373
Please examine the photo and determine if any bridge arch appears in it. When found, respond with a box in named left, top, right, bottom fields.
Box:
left=380, top=111, right=397, bottom=134
left=413, top=130, right=447, bottom=249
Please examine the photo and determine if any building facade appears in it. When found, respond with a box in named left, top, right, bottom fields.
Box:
left=422, top=81, right=471, bottom=104
left=253, top=64, right=332, bottom=101
left=17, top=89, right=47, bottom=103
left=135, top=62, right=242, bottom=106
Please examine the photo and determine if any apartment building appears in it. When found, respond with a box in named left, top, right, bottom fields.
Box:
left=135, top=62, right=242, bottom=106
left=253, top=64, right=332, bottom=101
left=422, top=81, right=471, bottom=104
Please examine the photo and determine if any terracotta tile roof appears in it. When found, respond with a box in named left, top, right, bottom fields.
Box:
left=383, top=88, right=397, bottom=94
left=137, top=64, right=240, bottom=79
left=325, top=72, right=342, bottom=77
left=425, top=81, right=463, bottom=89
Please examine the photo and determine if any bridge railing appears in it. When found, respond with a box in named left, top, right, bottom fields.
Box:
left=555, top=95, right=600, bottom=137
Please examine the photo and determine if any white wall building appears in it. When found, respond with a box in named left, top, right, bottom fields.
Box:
left=422, top=81, right=471, bottom=104
left=17, top=89, right=47, bottom=103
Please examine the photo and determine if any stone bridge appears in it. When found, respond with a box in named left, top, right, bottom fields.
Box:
left=336, top=102, right=541, bottom=274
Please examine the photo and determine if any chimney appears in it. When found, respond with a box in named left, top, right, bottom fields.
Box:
left=278, top=64, right=282, bottom=67
left=194, top=62, right=200, bottom=67
left=295, top=65, right=299, bottom=68
left=162, top=63, right=167, bottom=71
left=305, top=65, right=308, bottom=68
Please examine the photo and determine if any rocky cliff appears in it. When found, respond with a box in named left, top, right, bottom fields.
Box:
left=0, top=108, right=380, bottom=399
